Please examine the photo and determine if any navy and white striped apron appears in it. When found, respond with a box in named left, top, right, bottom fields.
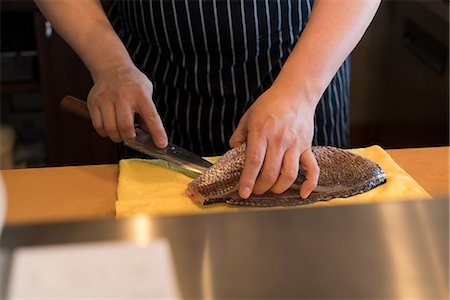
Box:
left=108, top=0, right=350, bottom=156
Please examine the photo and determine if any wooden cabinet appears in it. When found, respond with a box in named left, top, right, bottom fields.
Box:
left=350, top=0, right=449, bottom=148
left=33, top=12, right=117, bottom=166
left=1, top=1, right=117, bottom=166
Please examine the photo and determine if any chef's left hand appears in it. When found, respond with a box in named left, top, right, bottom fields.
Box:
left=229, top=86, right=319, bottom=199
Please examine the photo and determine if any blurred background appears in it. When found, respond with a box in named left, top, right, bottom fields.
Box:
left=0, top=0, right=448, bottom=169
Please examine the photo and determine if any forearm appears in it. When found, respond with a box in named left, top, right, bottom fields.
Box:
left=34, top=0, right=133, bottom=78
left=273, top=0, right=381, bottom=103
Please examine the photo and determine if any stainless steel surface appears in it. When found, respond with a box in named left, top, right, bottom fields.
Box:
left=1, top=199, right=448, bottom=299
left=125, top=128, right=212, bottom=174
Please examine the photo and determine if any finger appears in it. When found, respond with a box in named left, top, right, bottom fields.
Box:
left=270, top=146, right=300, bottom=194
left=239, top=133, right=267, bottom=199
left=229, top=115, right=247, bottom=148
left=88, top=104, right=107, bottom=138
left=100, top=103, right=122, bottom=143
left=253, top=142, right=284, bottom=195
left=299, top=149, right=320, bottom=199
left=137, top=99, right=168, bottom=148
left=138, top=115, right=150, bottom=133
left=115, top=101, right=136, bottom=141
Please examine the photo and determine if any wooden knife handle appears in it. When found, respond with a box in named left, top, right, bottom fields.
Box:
left=60, top=95, right=92, bottom=121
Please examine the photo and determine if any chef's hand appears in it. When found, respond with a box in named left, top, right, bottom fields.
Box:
left=87, top=64, right=168, bottom=147
left=229, top=86, right=319, bottom=199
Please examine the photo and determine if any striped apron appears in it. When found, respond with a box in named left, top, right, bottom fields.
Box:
left=108, top=0, right=350, bottom=156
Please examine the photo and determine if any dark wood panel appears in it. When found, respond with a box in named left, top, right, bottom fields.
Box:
left=0, top=0, right=37, bottom=12
left=350, top=122, right=449, bottom=149
left=350, top=1, right=449, bottom=148
left=34, top=12, right=117, bottom=166
left=0, top=82, right=40, bottom=94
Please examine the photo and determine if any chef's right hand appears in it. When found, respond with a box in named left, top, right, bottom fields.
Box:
left=87, top=64, right=168, bottom=148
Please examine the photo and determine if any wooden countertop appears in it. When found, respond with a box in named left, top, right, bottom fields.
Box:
left=2, top=147, right=449, bottom=225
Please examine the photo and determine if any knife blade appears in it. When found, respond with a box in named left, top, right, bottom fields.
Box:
left=60, top=95, right=213, bottom=174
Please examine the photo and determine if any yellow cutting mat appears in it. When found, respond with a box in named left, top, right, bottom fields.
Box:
left=116, top=146, right=431, bottom=218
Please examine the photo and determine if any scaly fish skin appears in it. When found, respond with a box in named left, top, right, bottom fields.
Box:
left=186, top=144, right=387, bottom=207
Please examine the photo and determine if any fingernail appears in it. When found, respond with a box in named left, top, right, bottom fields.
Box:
left=300, top=190, right=311, bottom=199
left=157, top=137, right=168, bottom=148
left=241, top=187, right=251, bottom=199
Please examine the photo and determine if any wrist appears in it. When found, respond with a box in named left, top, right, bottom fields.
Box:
left=270, top=76, right=322, bottom=112
left=80, top=26, right=135, bottom=81
left=90, top=58, right=135, bottom=83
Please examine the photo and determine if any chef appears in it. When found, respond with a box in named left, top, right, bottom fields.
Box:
left=35, top=0, right=380, bottom=200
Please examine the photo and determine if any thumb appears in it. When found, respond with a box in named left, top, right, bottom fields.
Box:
left=229, top=119, right=247, bottom=148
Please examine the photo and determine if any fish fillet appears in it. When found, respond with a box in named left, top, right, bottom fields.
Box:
left=186, top=143, right=387, bottom=207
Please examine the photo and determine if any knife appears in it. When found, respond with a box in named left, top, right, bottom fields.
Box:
left=60, top=95, right=213, bottom=174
